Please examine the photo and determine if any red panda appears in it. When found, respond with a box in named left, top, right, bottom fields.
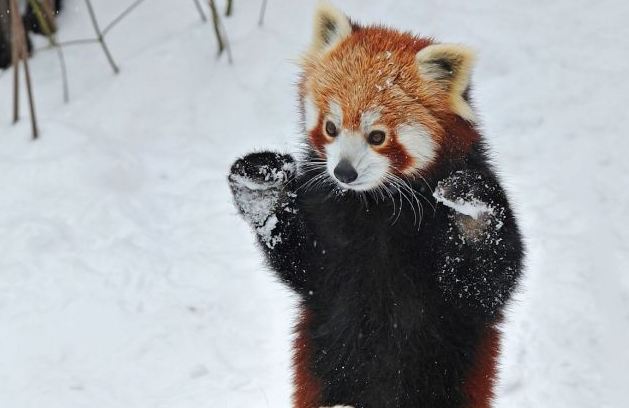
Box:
left=228, top=2, right=523, bottom=407
left=300, top=3, right=479, bottom=189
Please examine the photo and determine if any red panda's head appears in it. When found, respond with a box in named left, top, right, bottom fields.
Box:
left=299, top=2, right=479, bottom=191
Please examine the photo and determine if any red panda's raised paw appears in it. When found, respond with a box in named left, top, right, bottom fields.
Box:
left=229, top=152, right=295, bottom=191
left=434, top=170, right=505, bottom=242
left=228, top=152, right=297, bottom=244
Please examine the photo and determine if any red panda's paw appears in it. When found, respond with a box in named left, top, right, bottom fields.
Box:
left=434, top=171, right=492, bottom=219
left=228, top=152, right=296, bottom=229
left=229, top=152, right=296, bottom=191
left=434, top=171, right=504, bottom=242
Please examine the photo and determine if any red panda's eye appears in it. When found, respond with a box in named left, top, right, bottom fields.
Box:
left=367, top=130, right=386, bottom=145
left=325, top=121, right=338, bottom=137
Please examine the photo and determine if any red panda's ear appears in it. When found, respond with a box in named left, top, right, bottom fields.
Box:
left=416, top=44, right=477, bottom=122
left=307, top=1, right=352, bottom=58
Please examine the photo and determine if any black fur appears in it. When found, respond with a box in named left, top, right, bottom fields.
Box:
left=0, top=0, right=63, bottom=70
left=0, top=32, right=10, bottom=69
left=229, top=142, right=523, bottom=407
left=0, top=5, right=12, bottom=69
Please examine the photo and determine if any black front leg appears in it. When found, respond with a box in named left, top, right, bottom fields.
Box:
left=432, top=170, right=524, bottom=321
left=228, top=151, right=317, bottom=296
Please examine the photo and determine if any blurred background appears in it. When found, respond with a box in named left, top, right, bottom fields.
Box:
left=0, top=0, right=627, bottom=407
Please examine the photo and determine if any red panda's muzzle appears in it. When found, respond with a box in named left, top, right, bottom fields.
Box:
left=333, top=159, right=358, bottom=184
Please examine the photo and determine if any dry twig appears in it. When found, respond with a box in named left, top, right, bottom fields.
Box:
left=208, top=0, right=232, bottom=63
left=258, top=0, right=268, bottom=26
left=102, top=0, right=145, bottom=36
left=192, top=0, right=207, bottom=21
left=84, top=0, right=119, bottom=74
left=225, top=0, right=233, bottom=17
left=10, top=0, right=39, bottom=138
left=28, top=0, right=69, bottom=102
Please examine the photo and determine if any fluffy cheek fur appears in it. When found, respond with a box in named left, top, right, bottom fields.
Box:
left=396, top=123, right=439, bottom=173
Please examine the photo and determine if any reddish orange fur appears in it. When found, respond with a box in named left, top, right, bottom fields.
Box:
left=292, top=309, right=321, bottom=408
left=464, top=326, right=501, bottom=408
left=300, top=25, right=480, bottom=175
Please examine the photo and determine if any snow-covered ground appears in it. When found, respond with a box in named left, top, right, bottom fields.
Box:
left=1, top=0, right=627, bottom=407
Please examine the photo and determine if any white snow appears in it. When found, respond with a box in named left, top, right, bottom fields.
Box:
left=229, top=160, right=292, bottom=248
left=1, top=1, right=628, bottom=407
left=433, top=190, right=492, bottom=220
left=256, top=213, right=281, bottom=249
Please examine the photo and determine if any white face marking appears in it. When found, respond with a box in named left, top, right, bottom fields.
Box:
left=322, top=104, right=390, bottom=191
left=396, top=123, right=438, bottom=172
left=303, top=93, right=319, bottom=131
left=360, top=109, right=381, bottom=130
left=328, top=100, right=343, bottom=126
left=325, top=133, right=390, bottom=191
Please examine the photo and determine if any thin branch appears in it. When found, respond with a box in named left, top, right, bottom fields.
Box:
left=27, top=0, right=51, bottom=37
left=56, top=38, right=99, bottom=47
left=208, top=0, right=224, bottom=54
left=225, top=0, right=233, bottom=17
left=221, top=18, right=233, bottom=63
left=22, top=49, right=39, bottom=139
left=10, top=0, right=38, bottom=138
left=192, top=0, right=207, bottom=22
left=84, top=0, right=119, bottom=74
left=39, top=0, right=56, bottom=32
left=208, top=0, right=232, bottom=63
left=11, top=58, right=18, bottom=122
left=27, top=0, right=68, bottom=102
left=102, top=0, right=146, bottom=36
left=32, top=0, right=153, bottom=85
left=54, top=45, right=68, bottom=102
left=10, top=0, right=20, bottom=123
left=258, top=0, right=268, bottom=26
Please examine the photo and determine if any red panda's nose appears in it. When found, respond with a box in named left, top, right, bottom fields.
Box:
left=334, top=159, right=358, bottom=183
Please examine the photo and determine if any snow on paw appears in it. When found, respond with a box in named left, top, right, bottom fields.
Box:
left=228, top=152, right=297, bottom=248
left=434, top=170, right=503, bottom=242
left=228, top=152, right=295, bottom=225
left=229, top=151, right=296, bottom=191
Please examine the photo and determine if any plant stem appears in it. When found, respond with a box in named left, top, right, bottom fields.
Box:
left=225, top=0, right=233, bottom=17
left=10, top=0, right=38, bottom=138
left=28, top=0, right=68, bottom=102
left=192, top=0, right=206, bottom=22
left=22, top=49, right=38, bottom=139
left=9, top=0, right=20, bottom=123
left=208, top=0, right=224, bottom=55
left=258, top=0, right=268, bottom=26
left=102, top=0, right=145, bottom=36
left=84, top=0, right=119, bottom=74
